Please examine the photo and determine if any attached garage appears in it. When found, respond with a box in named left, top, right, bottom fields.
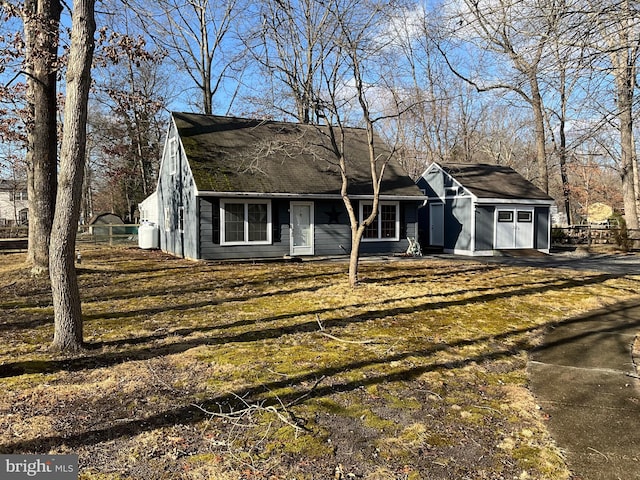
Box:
left=417, top=163, right=554, bottom=256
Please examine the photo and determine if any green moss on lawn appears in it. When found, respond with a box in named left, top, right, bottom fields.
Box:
left=2, top=247, right=639, bottom=479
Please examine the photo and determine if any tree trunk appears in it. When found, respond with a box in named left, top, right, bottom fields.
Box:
left=50, top=0, right=96, bottom=352
left=604, top=0, right=638, bottom=230
left=348, top=226, right=366, bottom=288
left=613, top=43, right=638, bottom=229
left=23, top=0, right=62, bottom=275
left=530, top=77, right=549, bottom=193
left=618, top=99, right=638, bottom=229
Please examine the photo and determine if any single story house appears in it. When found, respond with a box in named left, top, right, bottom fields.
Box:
left=417, top=163, right=554, bottom=255
left=140, top=112, right=426, bottom=260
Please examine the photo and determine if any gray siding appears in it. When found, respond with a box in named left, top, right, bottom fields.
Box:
left=417, top=169, right=445, bottom=198
left=157, top=122, right=199, bottom=259
left=444, top=197, right=472, bottom=251
left=199, top=198, right=290, bottom=260
left=535, top=206, right=550, bottom=249
left=197, top=197, right=419, bottom=260
left=475, top=206, right=495, bottom=250
left=313, top=200, right=351, bottom=255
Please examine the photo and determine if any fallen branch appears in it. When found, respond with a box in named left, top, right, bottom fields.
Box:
left=587, top=446, right=609, bottom=462
left=192, top=391, right=304, bottom=432
left=285, top=375, right=326, bottom=408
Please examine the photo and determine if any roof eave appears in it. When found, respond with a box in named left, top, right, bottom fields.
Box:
left=474, top=197, right=554, bottom=205
left=196, top=191, right=427, bottom=201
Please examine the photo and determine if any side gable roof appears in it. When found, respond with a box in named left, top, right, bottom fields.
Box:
left=439, top=163, right=553, bottom=201
left=172, top=112, right=423, bottom=198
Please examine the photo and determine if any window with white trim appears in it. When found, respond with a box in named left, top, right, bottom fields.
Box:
left=360, top=201, right=400, bottom=241
left=178, top=206, right=184, bottom=232
left=517, top=210, right=532, bottom=222
left=169, top=137, right=178, bottom=175
left=164, top=207, right=171, bottom=231
left=220, top=200, right=272, bottom=245
left=498, top=211, right=513, bottom=222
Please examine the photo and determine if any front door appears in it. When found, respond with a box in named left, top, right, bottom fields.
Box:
left=430, top=203, right=444, bottom=246
left=290, top=202, right=314, bottom=256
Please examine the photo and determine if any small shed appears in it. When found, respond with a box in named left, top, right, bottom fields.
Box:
left=417, top=163, right=554, bottom=255
left=89, top=213, right=126, bottom=239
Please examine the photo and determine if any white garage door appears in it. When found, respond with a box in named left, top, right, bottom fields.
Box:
left=495, top=208, right=534, bottom=249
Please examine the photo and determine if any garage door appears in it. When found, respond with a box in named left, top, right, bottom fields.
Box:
left=495, top=208, right=533, bottom=249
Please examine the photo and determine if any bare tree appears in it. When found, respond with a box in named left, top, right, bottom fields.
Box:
left=582, top=0, right=639, bottom=229
left=50, top=0, right=95, bottom=351
left=316, top=0, right=405, bottom=287
left=383, top=5, right=479, bottom=166
left=438, top=0, right=566, bottom=193
left=90, top=13, right=168, bottom=221
left=244, top=0, right=337, bottom=123
left=543, top=14, right=591, bottom=226
left=126, top=0, right=242, bottom=115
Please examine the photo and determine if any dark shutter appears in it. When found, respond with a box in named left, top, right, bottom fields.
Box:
left=212, top=199, right=220, bottom=244
left=272, top=200, right=281, bottom=243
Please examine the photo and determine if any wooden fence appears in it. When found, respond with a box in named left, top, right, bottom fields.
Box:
left=552, top=226, right=640, bottom=247
left=0, top=224, right=139, bottom=252
left=77, top=224, right=139, bottom=245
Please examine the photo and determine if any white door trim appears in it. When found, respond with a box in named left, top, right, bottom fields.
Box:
left=290, top=201, right=314, bottom=256
left=495, top=207, right=534, bottom=249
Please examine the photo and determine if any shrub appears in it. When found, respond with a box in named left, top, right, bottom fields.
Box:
left=610, top=213, right=632, bottom=251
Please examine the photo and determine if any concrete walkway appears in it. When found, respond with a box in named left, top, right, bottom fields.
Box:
left=528, top=300, right=640, bottom=480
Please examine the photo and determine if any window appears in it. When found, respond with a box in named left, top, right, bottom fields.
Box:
left=169, top=138, right=178, bottom=174
left=221, top=200, right=271, bottom=245
left=18, top=209, right=28, bottom=226
left=164, top=207, right=171, bottom=231
left=498, top=211, right=513, bottom=222
left=178, top=206, right=184, bottom=232
left=517, top=211, right=532, bottom=223
left=360, top=201, right=399, bottom=241
left=10, top=191, right=27, bottom=202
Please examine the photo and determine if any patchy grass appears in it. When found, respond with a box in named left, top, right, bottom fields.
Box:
left=1, top=245, right=640, bottom=479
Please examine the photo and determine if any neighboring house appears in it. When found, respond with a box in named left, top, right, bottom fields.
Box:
left=0, top=179, right=28, bottom=227
left=141, top=112, right=425, bottom=260
left=417, top=163, right=554, bottom=255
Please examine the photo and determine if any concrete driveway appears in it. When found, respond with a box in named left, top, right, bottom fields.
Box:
left=469, top=250, right=640, bottom=276
left=473, top=249, right=640, bottom=479
left=528, top=300, right=640, bottom=480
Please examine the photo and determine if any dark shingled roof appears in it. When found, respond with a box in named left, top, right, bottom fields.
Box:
left=172, top=112, right=423, bottom=197
left=440, top=163, right=553, bottom=201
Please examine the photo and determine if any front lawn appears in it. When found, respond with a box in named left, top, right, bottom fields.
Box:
left=1, top=246, right=639, bottom=479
